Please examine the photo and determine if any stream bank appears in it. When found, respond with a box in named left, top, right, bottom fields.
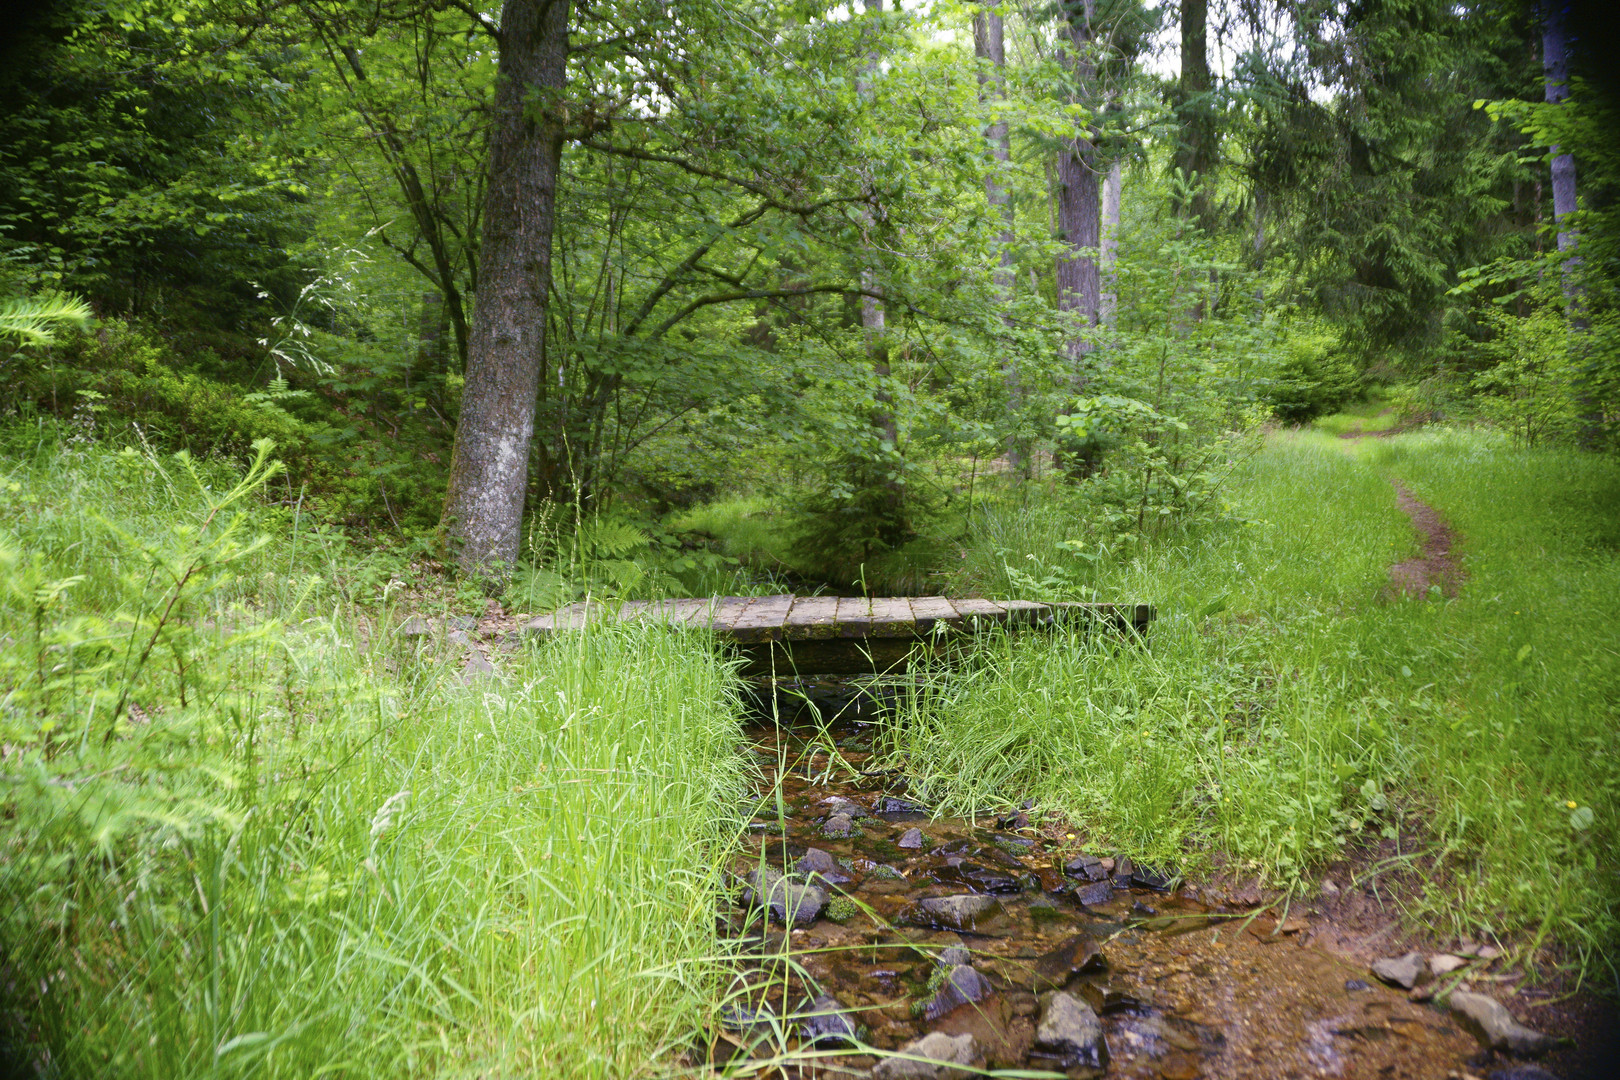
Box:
left=706, top=679, right=1566, bottom=1079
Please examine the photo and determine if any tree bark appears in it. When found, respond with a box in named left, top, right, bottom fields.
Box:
left=1056, top=2, right=1101, bottom=370
left=1542, top=2, right=1581, bottom=284
left=1173, top=0, right=1215, bottom=226
left=441, top=0, right=569, bottom=579
left=1100, top=157, right=1122, bottom=331
left=974, top=2, right=1023, bottom=468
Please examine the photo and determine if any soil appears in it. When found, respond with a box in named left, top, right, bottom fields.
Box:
left=1386, top=481, right=1465, bottom=599
left=707, top=684, right=1617, bottom=1079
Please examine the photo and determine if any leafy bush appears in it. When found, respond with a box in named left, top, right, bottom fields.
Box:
left=1266, top=322, right=1361, bottom=423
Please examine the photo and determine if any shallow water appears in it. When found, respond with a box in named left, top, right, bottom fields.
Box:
left=713, top=681, right=1484, bottom=1078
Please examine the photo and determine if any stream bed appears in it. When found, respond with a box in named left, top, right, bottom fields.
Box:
left=709, top=679, right=1490, bottom=1079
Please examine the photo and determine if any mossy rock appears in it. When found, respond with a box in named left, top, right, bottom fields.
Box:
left=825, top=896, right=860, bottom=923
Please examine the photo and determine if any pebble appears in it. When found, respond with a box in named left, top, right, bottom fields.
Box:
left=897, top=827, right=925, bottom=849
left=1429, top=953, right=1468, bottom=976
left=1344, top=979, right=1372, bottom=992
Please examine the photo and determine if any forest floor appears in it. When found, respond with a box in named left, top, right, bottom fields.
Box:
left=3, top=419, right=1616, bottom=1078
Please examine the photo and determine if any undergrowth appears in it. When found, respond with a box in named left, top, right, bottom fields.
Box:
left=886, top=427, right=1618, bottom=979
left=0, top=428, right=753, bottom=1077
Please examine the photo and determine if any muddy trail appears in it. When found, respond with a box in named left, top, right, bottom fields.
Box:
left=1386, top=482, right=1465, bottom=599
left=707, top=682, right=1522, bottom=1080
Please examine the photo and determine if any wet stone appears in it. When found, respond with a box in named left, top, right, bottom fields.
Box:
left=924, top=964, right=992, bottom=1020
left=898, top=827, right=925, bottom=850
left=907, top=894, right=1001, bottom=932
left=1064, top=854, right=1107, bottom=881
left=1074, top=880, right=1113, bottom=907
left=1031, top=934, right=1107, bottom=990
left=1131, top=864, right=1177, bottom=891
left=821, top=795, right=870, bottom=819
left=931, top=860, right=1022, bottom=894
left=1033, top=991, right=1109, bottom=1071
left=1371, top=951, right=1430, bottom=990
left=936, top=946, right=971, bottom=967
left=873, top=1031, right=979, bottom=1079
left=798, top=994, right=860, bottom=1048
left=721, top=1002, right=777, bottom=1041
left=879, top=796, right=926, bottom=815
left=823, top=812, right=858, bottom=838
left=1345, top=979, right=1372, bottom=992
left=746, top=867, right=826, bottom=926
left=798, top=847, right=855, bottom=886
left=1448, top=991, right=1557, bottom=1056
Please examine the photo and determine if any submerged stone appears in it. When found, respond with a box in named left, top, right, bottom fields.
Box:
left=873, top=1031, right=979, bottom=1079
left=822, top=812, right=858, bottom=838
left=1031, top=934, right=1107, bottom=990
left=797, top=994, right=859, bottom=1048
left=906, top=894, right=1001, bottom=932
left=1074, top=880, right=1113, bottom=907
left=1034, top=991, right=1108, bottom=1070
left=924, top=963, right=992, bottom=1020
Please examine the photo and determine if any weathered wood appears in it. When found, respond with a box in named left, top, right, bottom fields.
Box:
left=521, top=594, right=1155, bottom=672
left=727, top=594, right=796, bottom=643
left=783, top=596, right=841, bottom=640
left=708, top=596, right=758, bottom=632
left=998, top=599, right=1054, bottom=627
left=867, top=597, right=917, bottom=637
left=950, top=598, right=1007, bottom=627
left=835, top=595, right=873, bottom=639
left=908, top=596, right=961, bottom=636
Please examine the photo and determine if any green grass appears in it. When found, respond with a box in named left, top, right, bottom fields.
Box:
left=1314, top=395, right=1402, bottom=437
left=0, top=430, right=754, bottom=1077
left=888, top=427, right=1618, bottom=975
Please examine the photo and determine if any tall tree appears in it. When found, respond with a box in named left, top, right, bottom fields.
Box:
left=1172, top=0, right=1215, bottom=226
left=441, top=0, right=570, bottom=578
left=1056, top=1, right=1102, bottom=369
left=1541, top=1, right=1581, bottom=300
left=973, top=1, right=1023, bottom=464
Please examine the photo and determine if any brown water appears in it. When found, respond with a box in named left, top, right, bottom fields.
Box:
left=711, top=680, right=1484, bottom=1078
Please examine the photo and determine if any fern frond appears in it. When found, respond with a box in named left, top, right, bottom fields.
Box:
left=0, top=291, right=92, bottom=347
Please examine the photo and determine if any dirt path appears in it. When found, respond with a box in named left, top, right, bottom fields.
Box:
left=1386, top=481, right=1465, bottom=599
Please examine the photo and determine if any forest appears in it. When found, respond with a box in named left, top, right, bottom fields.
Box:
left=1, top=0, right=1617, bottom=1077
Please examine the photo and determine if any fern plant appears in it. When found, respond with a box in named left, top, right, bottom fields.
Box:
left=0, top=290, right=92, bottom=347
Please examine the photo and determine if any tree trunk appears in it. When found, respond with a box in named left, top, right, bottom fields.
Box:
left=1173, top=0, right=1215, bottom=226
left=1542, top=2, right=1581, bottom=288
left=974, top=2, right=1023, bottom=468
left=1056, top=3, right=1100, bottom=370
left=1100, top=157, right=1122, bottom=331
left=441, top=0, right=570, bottom=579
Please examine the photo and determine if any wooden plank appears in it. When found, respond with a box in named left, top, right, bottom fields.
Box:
left=635, top=598, right=712, bottom=627
left=998, top=599, right=1054, bottom=627
left=908, top=596, right=961, bottom=636
left=783, top=595, right=840, bottom=640
left=949, top=597, right=1007, bottom=629
left=866, top=597, right=917, bottom=638
left=704, top=596, right=759, bottom=633
left=726, top=594, right=796, bottom=643
left=835, top=595, right=873, bottom=639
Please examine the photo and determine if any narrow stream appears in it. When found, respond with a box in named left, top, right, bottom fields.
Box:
left=710, top=678, right=1483, bottom=1079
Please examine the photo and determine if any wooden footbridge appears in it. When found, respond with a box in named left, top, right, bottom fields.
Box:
left=523, top=595, right=1154, bottom=675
